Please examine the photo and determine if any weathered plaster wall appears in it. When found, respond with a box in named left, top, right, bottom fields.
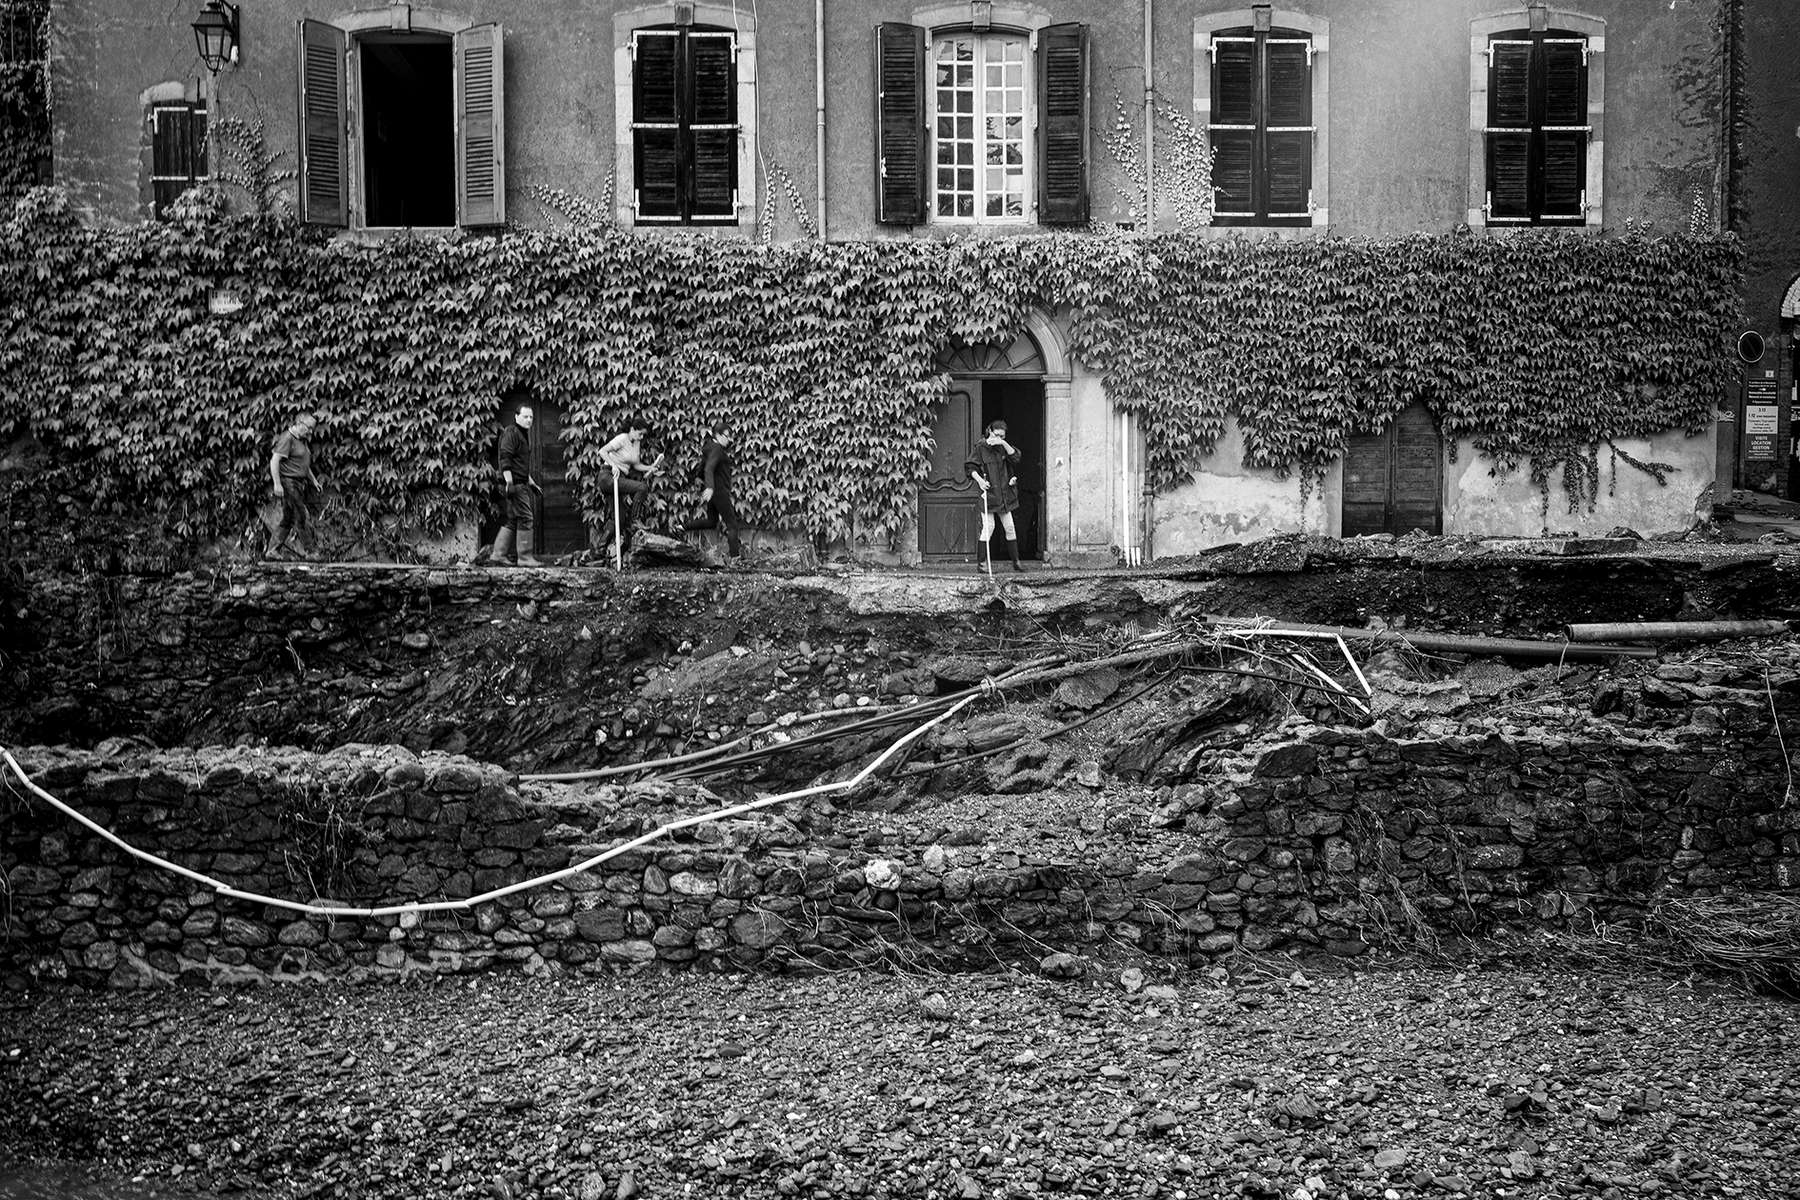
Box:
left=1442, top=429, right=1715, bottom=539
left=1151, top=418, right=1340, bottom=556
left=1739, top=2, right=1800, bottom=331
left=55, top=0, right=1722, bottom=237
left=4, top=673, right=1792, bottom=989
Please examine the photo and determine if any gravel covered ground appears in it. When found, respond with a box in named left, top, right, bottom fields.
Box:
left=2, top=960, right=1796, bottom=1200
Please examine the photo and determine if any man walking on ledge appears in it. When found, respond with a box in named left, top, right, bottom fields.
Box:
left=681, top=428, right=743, bottom=561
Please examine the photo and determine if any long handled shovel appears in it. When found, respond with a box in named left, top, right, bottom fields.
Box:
left=612, top=471, right=623, bottom=572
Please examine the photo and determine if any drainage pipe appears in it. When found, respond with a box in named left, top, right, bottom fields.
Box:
left=1203, top=616, right=1657, bottom=661
left=1565, top=619, right=1791, bottom=643
left=1142, top=0, right=1154, bottom=229
left=815, top=0, right=828, bottom=239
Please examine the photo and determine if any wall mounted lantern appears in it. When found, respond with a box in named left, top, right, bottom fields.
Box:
left=191, top=0, right=240, bottom=74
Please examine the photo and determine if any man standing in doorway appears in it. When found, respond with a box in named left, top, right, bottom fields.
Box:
left=965, top=419, right=1024, bottom=573
left=492, top=406, right=543, bottom=567
left=268, top=412, right=322, bottom=561
left=681, top=428, right=743, bottom=561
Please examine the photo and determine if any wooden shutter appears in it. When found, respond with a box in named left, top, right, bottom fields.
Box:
left=1264, top=40, right=1311, bottom=216
left=634, top=30, right=682, bottom=219
left=1539, top=39, right=1587, bottom=219
left=297, top=19, right=347, bottom=227
left=1209, top=35, right=1256, bottom=217
left=874, top=22, right=926, bottom=225
left=151, top=103, right=206, bottom=217
left=688, top=31, right=737, bottom=220
left=1486, top=40, right=1532, bottom=222
left=455, top=23, right=506, bottom=227
left=1037, top=22, right=1088, bottom=225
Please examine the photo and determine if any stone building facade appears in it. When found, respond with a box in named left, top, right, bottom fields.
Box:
left=46, top=0, right=1739, bottom=559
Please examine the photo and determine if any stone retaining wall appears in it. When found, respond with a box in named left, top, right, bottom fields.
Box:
left=3, top=714, right=1793, bottom=988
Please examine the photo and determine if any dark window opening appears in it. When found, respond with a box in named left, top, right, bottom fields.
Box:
left=150, top=102, right=207, bottom=218
left=360, top=36, right=454, bottom=227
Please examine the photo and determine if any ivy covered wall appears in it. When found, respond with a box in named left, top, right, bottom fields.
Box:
left=0, top=186, right=1740, bottom=556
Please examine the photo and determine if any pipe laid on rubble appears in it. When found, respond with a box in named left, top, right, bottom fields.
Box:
left=1564, top=619, right=1792, bottom=643
left=1203, top=616, right=1657, bottom=661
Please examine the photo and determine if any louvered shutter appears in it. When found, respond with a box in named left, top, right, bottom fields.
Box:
left=297, top=19, right=347, bottom=227
left=1264, top=40, right=1311, bottom=216
left=455, top=24, right=506, bottom=227
left=1539, top=39, right=1587, bottom=219
left=874, top=22, right=926, bottom=225
left=1037, top=22, right=1088, bottom=225
left=688, top=31, right=737, bottom=220
left=634, top=30, right=682, bottom=219
left=1485, top=40, right=1532, bottom=222
left=1209, top=35, right=1256, bottom=217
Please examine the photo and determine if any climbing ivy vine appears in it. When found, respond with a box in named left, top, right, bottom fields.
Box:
left=0, top=184, right=1739, bottom=549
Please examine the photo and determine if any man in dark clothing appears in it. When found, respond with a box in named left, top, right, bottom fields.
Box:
left=965, top=418, right=1024, bottom=573
left=268, top=413, right=322, bottom=561
left=681, top=429, right=743, bottom=560
left=491, top=406, right=542, bottom=567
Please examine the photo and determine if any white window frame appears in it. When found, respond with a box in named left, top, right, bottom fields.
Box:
left=928, top=29, right=1033, bottom=226
left=1468, top=9, right=1604, bottom=232
left=614, top=4, right=758, bottom=236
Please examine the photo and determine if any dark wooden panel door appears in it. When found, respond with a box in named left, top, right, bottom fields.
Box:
left=499, top=396, right=585, bottom=556
left=1342, top=402, right=1442, bottom=537
left=919, top=387, right=979, bottom=559
left=980, top=378, right=1046, bottom=559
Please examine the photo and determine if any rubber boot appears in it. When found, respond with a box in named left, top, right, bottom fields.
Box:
left=975, top=536, right=992, bottom=574
left=514, top=534, right=545, bottom=568
left=1007, top=537, right=1024, bottom=573
left=491, top=527, right=516, bottom=566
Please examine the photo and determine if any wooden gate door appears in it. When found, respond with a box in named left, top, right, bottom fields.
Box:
left=1341, top=401, right=1443, bottom=537
left=498, top=396, right=585, bottom=556
left=919, top=386, right=980, bottom=559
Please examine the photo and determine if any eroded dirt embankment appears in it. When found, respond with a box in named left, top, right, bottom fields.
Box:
left=2, top=536, right=1797, bottom=776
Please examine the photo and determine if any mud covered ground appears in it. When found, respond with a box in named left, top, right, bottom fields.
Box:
left=3, top=960, right=1797, bottom=1200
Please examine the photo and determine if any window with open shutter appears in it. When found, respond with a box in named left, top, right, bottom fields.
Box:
left=631, top=25, right=739, bottom=225
left=1037, top=23, right=1087, bottom=225
left=874, top=22, right=926, bottom=225
left=297, top=18, right=347, bottom=227
left=1208, top=26, right=1314, bottom=226
left=1484, top=30, right=1589, bottom=225
left=455, top=24, right=505, bottom=227
left=149, top=101, right=207, bottom=218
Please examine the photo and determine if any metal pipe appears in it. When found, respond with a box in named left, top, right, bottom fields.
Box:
left=1204, top=616, right=1657, bottom=660
left=1565, top=619, right=1791, bottom=643
left=815, top=0, right=827, bottom=239
left=1142, top=0, right=1154, bottom=230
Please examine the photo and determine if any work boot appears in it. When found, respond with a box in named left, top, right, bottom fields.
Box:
left=490, top=527, right=516, bottom=566
left=1007, top=537, right=1024, bottom=573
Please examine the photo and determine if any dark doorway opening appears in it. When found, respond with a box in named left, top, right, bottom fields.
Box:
left=919, top=378, right=1046, bottom=562
left=1342, top=401, right=1444, bottom=537
left=981, top=378, right=1046, bottom=560
left=360, top=36, right=454, bottom=227
left=497, top=396, right=586, bottom=557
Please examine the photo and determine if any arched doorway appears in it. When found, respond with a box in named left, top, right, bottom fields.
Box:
left=919, top=332, right=1047, bottom=562
left=1341, top=401, right=1444, bottom=537
left=496, top=395, right=585, bottom=557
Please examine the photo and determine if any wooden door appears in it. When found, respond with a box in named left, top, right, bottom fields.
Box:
left=979, top=378, right=1046, bottom=558
left=1342, top=402, right=1443, bottom=537
left=919, top=386, right=980, bottom=559
left=499, top=396, right=585, bottom=556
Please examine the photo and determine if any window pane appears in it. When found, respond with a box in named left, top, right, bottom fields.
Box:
left=957, top=195, right=973, bottom=217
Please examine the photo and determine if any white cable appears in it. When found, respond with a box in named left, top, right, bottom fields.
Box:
left=0, top=692, right=977, bottom=921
